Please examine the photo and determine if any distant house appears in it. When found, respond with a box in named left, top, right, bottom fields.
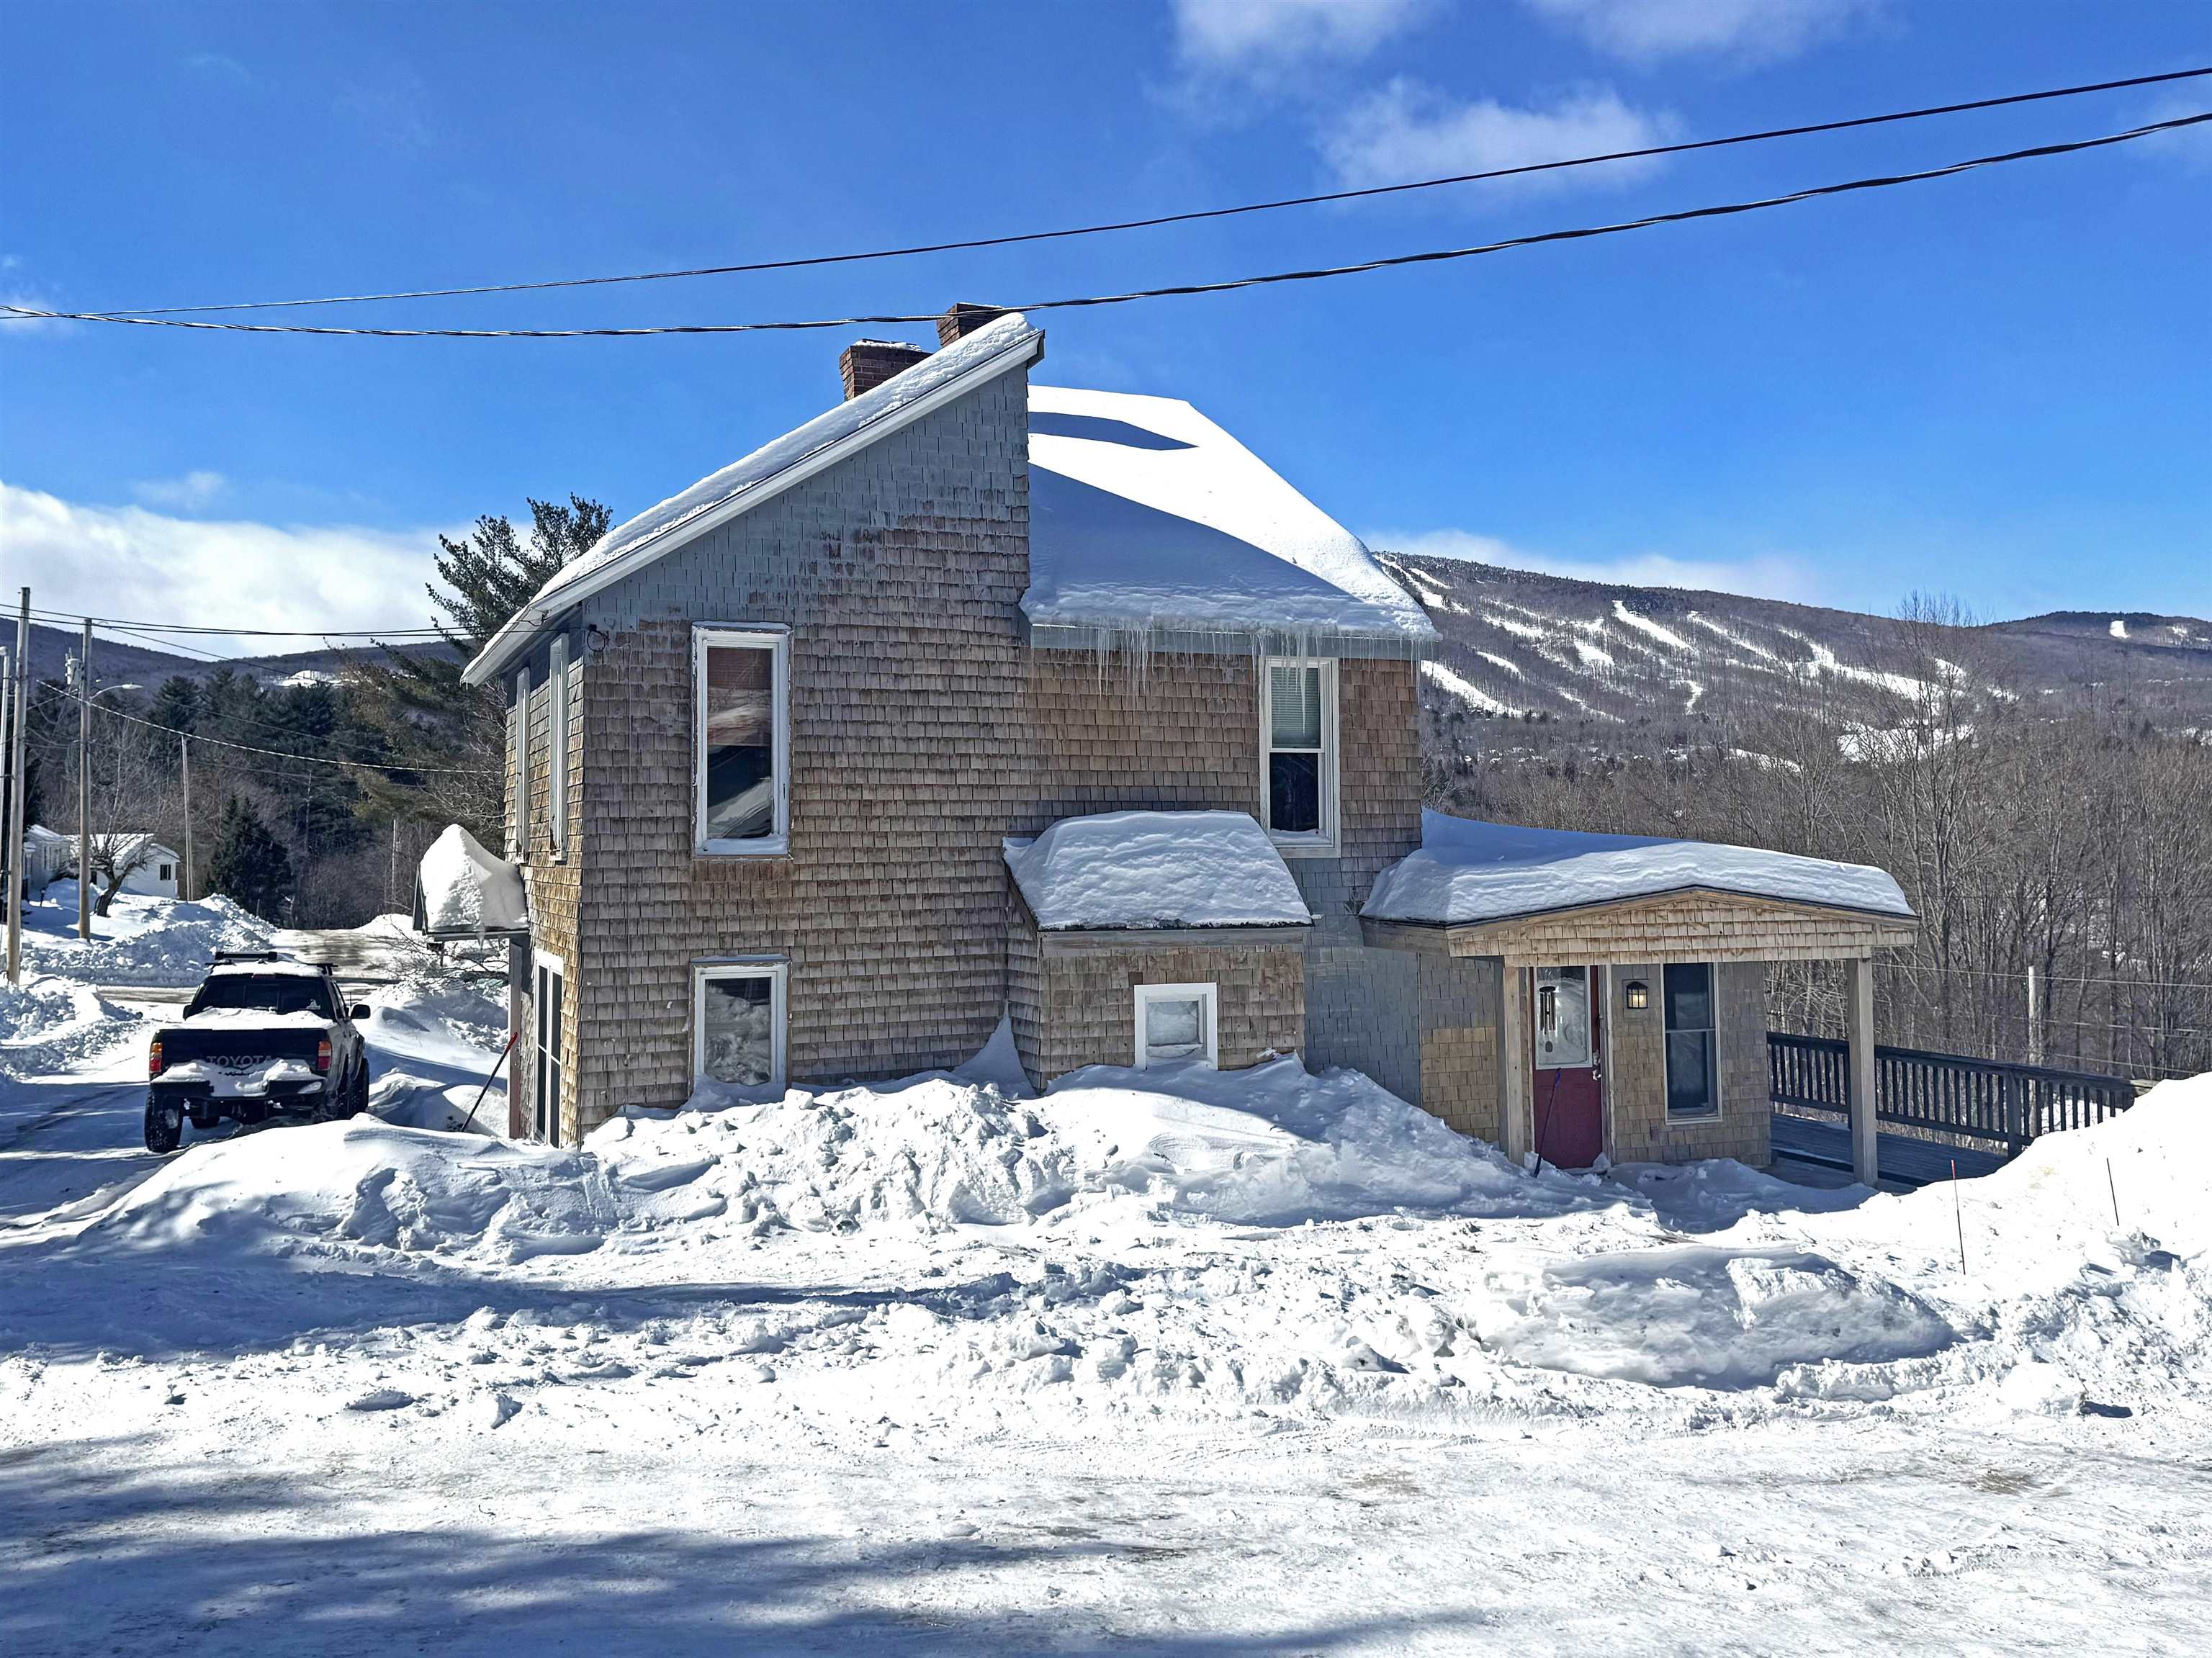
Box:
left=451, top=306, right=1916, bottom=1179
left=24, top=826, right=182, bottom=899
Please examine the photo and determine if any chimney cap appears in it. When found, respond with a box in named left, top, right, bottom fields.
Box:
left=937, top=302, right=1009, bottom=348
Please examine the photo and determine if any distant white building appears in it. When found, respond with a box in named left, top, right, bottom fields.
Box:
left=22, top=826, right=184, bottom=899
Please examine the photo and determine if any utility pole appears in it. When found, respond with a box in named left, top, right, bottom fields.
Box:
left=6, top=589, right=27, bottom=984
left=78, top=617, right=91, bottom=942
left=180, top=736, right=194, bottom=901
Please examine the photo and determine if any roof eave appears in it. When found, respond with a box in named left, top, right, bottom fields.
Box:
left=462, top=323, right=1046, bottom=687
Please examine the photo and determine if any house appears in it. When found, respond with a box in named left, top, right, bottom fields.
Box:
left=453, top=305, right=1916, bottom=1177
left=24, top=826, right=182, bottom=898
left=21, top=824, right=70, bottom=896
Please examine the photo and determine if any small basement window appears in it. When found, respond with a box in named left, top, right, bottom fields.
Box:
left=1133, top=982, right=1218, bottom=1070
left=1663, top=963, right=1719, bottom=1118
left=694, top=961, right=787, bottom=1090
left=1261, top=658, right=1337, bottom=852
left=695, top=627, right=790, bottom=855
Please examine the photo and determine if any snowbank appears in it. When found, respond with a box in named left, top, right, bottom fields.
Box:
left=416, top=825, right=529, bottom=937
left=19, top=886, right=274, bottom=986
left=1004, top=811, right=1310, bottom=932
left=1365, top=810, right=1914, bottom=925
left=0, top=973, right=143, bottom=1080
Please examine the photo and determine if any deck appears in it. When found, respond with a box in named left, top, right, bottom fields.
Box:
left=1769, top=1110, right=2005, bottom=1188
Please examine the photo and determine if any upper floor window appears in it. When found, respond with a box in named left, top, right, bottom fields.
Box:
left=548, top=636, right=570, bottom=858
left=511, top=667, right=531, bottom=854
left=694, top=626, right=790, bottom=856
left=1261, top=658, right=1338, bottom=853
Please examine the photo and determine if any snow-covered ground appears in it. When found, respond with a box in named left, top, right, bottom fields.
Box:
left=2, top=899, right=2208, bottom=1654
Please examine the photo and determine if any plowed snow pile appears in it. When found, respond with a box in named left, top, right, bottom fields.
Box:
left=22, top=885, right=273, bottom=986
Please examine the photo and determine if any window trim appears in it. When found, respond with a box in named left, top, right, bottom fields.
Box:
left=548, top=636, right=570, bottom=859
left=1661, top=960, right=1722, bottom=1122
left=1133, top=981, right=1219, bottom=1071
left=531, top=948, right=565, bottom=1146
left=692, top=958, right=788, bottom=1091
left=1259, top=656, right=1339, bottom=857
left=512, top=667, right=531, bottom=855
left=693, top=625, right=792, bottom=857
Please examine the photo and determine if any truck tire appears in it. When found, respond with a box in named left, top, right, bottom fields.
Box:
left=349, top=1064, right=371, bottom=1117
left=144, top=1098, right=183, bottom=1154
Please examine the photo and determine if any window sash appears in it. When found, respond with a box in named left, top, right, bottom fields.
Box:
left=1662, top=963, right=1719, bottom=1118
left=1133, top=982, right=1218, bottom=1070
left=694, top=627, right=791, bottom=855
left=693, top=961, right=788, bottom=1090
left=1261, top=658, right=1336, bottom=849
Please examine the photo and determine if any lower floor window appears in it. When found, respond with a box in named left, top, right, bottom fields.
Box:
left=695, top=961, right=786, bottom=1089
left=1134, top=981, right=1218, bottom=1070
left=1663, top=962, right=1719, bottom=1117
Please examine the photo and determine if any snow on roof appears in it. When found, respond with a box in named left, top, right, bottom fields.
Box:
left=1025, top=386, right=1436, bottom=647
left=1363, top=811, right=1915, bottom=927
left=1004, top=811, right=1312, bottom=932
left=462, top=313, right=1048, bottom=685
left=416, top=824, right=531, bottom=937
left=206, top=958, right=325, bottom=978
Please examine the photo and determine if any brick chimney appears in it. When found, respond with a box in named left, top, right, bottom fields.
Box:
left=936, top=302, right=1009, bottom=347
left=839, top=339, right=930, bottom=400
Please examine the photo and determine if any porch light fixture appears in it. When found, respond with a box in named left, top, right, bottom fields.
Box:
left=1623, top=979, right=1650, bottom=1012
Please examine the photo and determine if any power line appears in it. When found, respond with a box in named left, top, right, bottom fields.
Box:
left=6, top=112, right=2206, bottom=341
left=30, top=607, right=453, bottom=640
left=37, top=66, right=2212, bottom=320
left=48, top=684, right=498, bottom=778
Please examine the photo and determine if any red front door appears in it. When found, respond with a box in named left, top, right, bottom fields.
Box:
left=1532, top=965, right=1604, bottom=1168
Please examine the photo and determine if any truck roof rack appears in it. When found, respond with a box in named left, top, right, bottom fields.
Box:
left=210, top=948, right=291, bottom=965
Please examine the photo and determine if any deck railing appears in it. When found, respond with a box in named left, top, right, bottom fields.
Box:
left=1767, top=1032, right=2136, bottom=1157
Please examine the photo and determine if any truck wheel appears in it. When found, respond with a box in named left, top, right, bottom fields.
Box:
left=144, top=1099, right=183, bottom=1154
left=350, top=1065, right=371, bottom=1117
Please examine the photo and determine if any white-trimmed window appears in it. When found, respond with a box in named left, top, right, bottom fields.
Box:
left=694, top=626, right=791, bottom=855
left=1261, top=657, right=1338, bottom=853
left=1663, top=963, right=1720, bottom=1119
left=512, top=668, right=531, bottom=854
left=548, top=635, right=570, bottom=857
left=1133, top=982, right=1218, bottom=1070
left=694, top=960, right=787, bottom=1089
left=532, top=950, right=565, bottom=1145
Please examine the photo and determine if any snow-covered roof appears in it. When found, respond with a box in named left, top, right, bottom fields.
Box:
left=1004, top=811, right=1312, bottom=932
left=415, top=824, right=531, bottom=937
left=1363, top=811, right=1915, bottom=927
left=1026, top=386, right=1435, bottom=649
left=462, top=314, right=1048, bottom=685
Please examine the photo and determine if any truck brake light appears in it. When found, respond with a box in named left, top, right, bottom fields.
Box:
left=315, top=1037, right=333, bottom=1075
left=148, top=1039, right=165, bottom=1078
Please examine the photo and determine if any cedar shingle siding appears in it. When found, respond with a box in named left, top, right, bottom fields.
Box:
left=493, top=342, right=1848, bottom=1171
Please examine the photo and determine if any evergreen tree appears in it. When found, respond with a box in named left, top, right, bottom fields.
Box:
left=347, top=495, right=608, bottom=840
left=207, top=796, right=294, bottom=922
left=148, top=676, right=201, bottom=735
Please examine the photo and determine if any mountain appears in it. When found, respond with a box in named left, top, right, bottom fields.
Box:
left=1372, top=553, right=2212, bottom=758
left=19, top=622, right=454, bottom=693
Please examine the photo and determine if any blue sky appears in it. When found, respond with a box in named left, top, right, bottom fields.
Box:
left=3, top=0, right=2207, bottom=652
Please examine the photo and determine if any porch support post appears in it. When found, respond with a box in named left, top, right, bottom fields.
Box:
left=1498, top=961, right=1532, bottom=1164
left=1846, top=954, right=1879, bottom=1186
left=508, top=935, right=531, bottom=1140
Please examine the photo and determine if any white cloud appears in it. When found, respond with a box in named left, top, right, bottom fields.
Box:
left=1321, top=81, right=1675, bottom=197
left=0, top=481, right=446, bottom=659
left=1521, top=0, right=1874, bottom=66
left=130, top=470, right=229, bottom=511
left=1371, top=527, right=1820, bottom=603
left=1172, top=0, right=1431, bottom=84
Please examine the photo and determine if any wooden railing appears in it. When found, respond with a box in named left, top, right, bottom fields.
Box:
left=1767, top=1032, right=2136, bottom=1157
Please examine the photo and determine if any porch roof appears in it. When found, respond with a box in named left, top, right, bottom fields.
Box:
left=1363, top=812, right=1915, bottom=960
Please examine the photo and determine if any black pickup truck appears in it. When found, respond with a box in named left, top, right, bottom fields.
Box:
left=144, top=950, right=374, bottom=1153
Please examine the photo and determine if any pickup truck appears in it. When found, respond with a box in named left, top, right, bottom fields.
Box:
left=144, top=950, right=374, bottom=1153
